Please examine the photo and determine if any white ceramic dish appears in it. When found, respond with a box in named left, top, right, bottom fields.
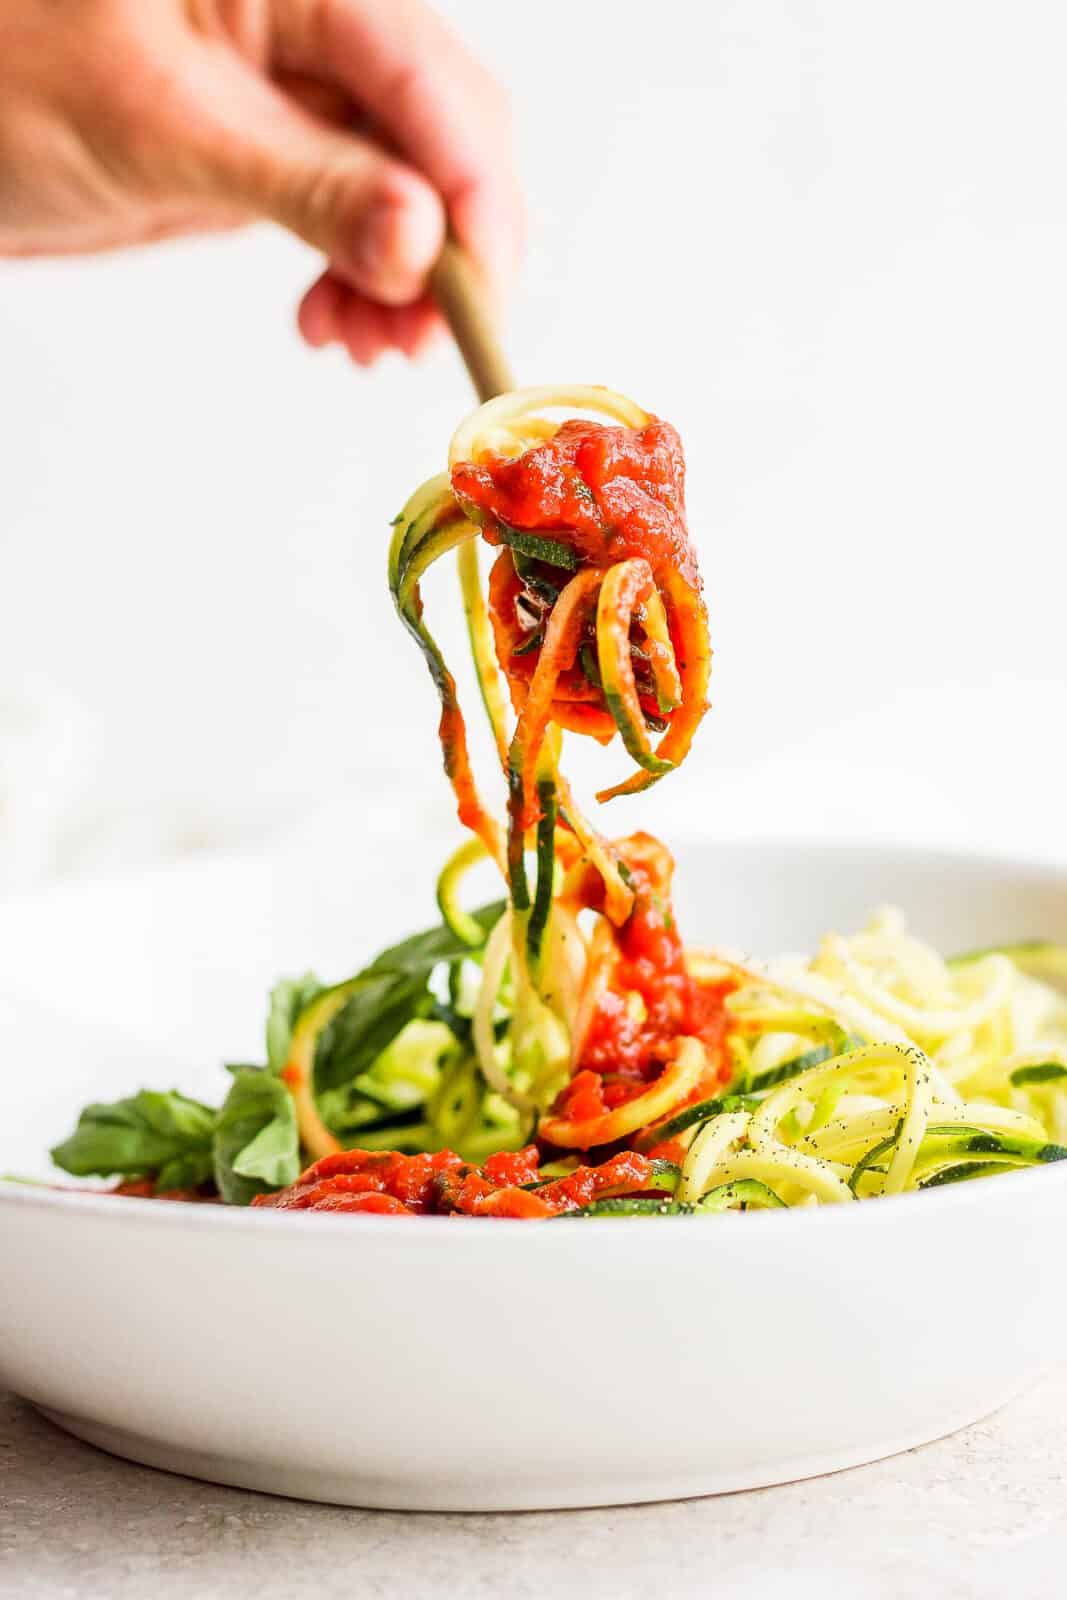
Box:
left=2, top=838, right=1066, bottom=1511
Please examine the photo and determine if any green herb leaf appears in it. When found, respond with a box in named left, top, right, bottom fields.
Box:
left=313, top=975, right=427, bottom=1091
left=312, top=902, right=503, bottom=1093
left=213, top=1069, right=300, bottom=1205
left=266, top=972, right=324, bottom=1075
left=50, top=1090, right=216, bottom=1191
left=363, top=903, right=504, bottom=977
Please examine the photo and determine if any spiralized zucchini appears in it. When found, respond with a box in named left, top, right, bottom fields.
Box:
left=659, top=909, right=1067, bottom=1209
left=390, top=385, right=708, bottom=944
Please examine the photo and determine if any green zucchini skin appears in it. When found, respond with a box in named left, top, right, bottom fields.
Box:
left=527, top=778, right=558, bottom=964
left=497, top=524, right=579, bottom=571
left=949, top=940, right=1067, bottom=993
left=1010, top=1062, right=1067, bottom=1086
left=505, top=765, right=531, bottom=911
left=747, top=1034, right=858, bottom=1094
left=601, top=685, right=674, bottom=775
left=652, top=1093, right=762, bottom=1144
left=848, top=1123, right=902, bottom=1195
left=854, top=1123, right=1067, bottom=1194
left=698, top=1179, right=786, bottom=1211
left=647, top=1158, right=682, bottom=1189
left=920, top=1129, right=1067, bottom=1164
left=918, top=1161, right=1021, bottom=1189
left=555, top=1198, right=702, bottom=1218
left=579, top=642, right=602, bottom=689
left=556, top=1176, right=783, bottom=1217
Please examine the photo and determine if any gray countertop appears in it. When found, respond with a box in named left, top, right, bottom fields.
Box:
left=3, top=1374, right=1067, bottom=1599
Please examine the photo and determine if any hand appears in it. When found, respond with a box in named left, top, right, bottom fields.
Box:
left=0, top=0, right=524, bottom=363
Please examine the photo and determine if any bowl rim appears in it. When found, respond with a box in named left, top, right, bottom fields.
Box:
left=1, top=829, right=1066, bottom=915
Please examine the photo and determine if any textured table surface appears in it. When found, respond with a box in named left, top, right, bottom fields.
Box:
left=3, top=1373, right=1066, bottom=1600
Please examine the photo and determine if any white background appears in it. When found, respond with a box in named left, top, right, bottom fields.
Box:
left=2, top=0, right=1066, bottom=891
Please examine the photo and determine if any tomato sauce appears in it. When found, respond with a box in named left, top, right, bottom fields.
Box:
left=110, top=1179, right=217, bottom=1203
left=253, top=1149, right=465, bottom=1214
left=571, top=834, right=732, bottom=1080
left=538, top=833, right=733, bottom=1148
left=453, top=418, right=708, bottom=777
left=451, top=419, right=696, bottom=585
left=485, top=549, right=618, bottom=739
left=251, top=1146, right=667, bottom=1219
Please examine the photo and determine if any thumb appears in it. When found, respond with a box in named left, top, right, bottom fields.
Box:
left=185, top=55, right=445, bottom=304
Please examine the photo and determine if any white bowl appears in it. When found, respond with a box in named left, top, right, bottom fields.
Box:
left=2, top=838, right=1066, bottom=1510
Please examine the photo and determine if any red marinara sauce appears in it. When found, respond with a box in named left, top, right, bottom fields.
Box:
left=452, top=419, right=708, bottom=752
left=110, top=1178, right=217, bottom=1203
left=577, top=834, right=732, bottom=1082
left=251, top=1147, right=663, bottom=1219
left=451, top=419, right=697, bottom=585
left=548, top=834, right=734, bottom=1131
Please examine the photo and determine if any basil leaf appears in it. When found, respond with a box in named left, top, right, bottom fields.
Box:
left=363, top=902, right=504, bottom=977
left=213, top=1069, right=300, bottom=1205
left=314, top=973, right=433, bottom=1092
left=313, top=902, right=504, bottom=1094
left=50, top=1090, right=215, bottom=1190
left=155, top=1153, right=214, bottom=1191
left=265, top=972, right=324, bottom=1075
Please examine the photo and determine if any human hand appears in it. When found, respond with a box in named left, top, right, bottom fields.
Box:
left=0, top=0, right=523, bottom=363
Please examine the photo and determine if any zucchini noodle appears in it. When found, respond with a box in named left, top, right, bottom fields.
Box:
left=436, top=837, right=491, bottom=948
left=391, top=385, right=710, bottom=953
left=472, top=909, right=534, bottom=1115
left=655, top=913, right=1067, bottom=1212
